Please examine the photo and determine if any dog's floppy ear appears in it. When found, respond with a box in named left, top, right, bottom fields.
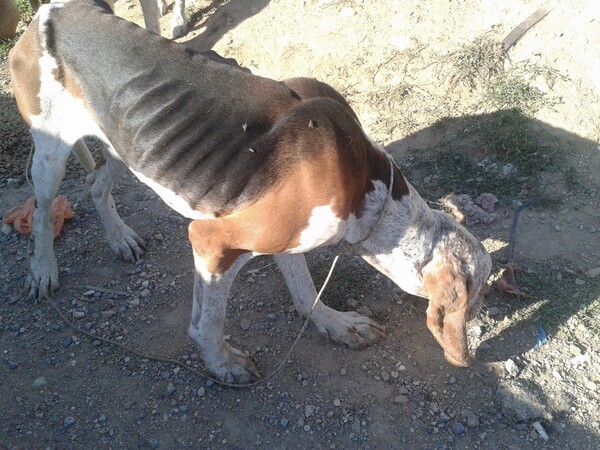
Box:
left=422, top=254, right=473, bottom=367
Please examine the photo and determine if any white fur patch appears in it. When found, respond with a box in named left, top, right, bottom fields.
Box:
left=130, top=169, right=214, bottom=220
left=289, top=204, right=346, bottom=253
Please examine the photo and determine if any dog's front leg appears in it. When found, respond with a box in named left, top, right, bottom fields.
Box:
left=274, top=254, right=386, bottom=349
left=26, top=131, right=72, bottom=299
left=187, top=238, right=260, bottom=384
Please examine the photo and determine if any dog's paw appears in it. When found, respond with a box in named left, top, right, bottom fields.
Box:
left=171, top=23, right=188, bottom=39
left=107, top=225, right=146, bottom=262
left=206, top=344, right=261, bottom=385
left=315, top=310, right=386, bottom=350
left=26, top=259, right=59, bottom=300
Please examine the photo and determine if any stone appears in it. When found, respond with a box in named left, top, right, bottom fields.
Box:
left=304, top=405, right=316, bottom=417
left=356, top=306, right=373, bottom=317
left=487, top=307, right=501, bottom=316
left=240, top=318, right=251, bottom=331
left=451, top=421, right=466, bottom=435
left=393, top=395, right=409, bottom=404
left=63, top=416, right=76, bottom=428
left=584, top=267, right=600, bottom=279
left=505, top=359, right=519, bottom=378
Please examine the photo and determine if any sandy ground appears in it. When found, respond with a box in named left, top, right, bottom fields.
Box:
left=1, top=0, right=599, bottom=448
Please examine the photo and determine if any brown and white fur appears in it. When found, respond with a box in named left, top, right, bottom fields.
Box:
left=9, top=0, right=491, bottom=384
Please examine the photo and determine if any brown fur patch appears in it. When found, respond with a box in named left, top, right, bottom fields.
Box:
left=9, top=19, right=43, bottom=124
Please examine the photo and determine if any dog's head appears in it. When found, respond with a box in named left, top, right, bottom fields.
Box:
left=422, top=252, right=490, bottom=367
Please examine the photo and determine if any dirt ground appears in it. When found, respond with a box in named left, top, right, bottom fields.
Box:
left=1, top=0, right=599, bottom=448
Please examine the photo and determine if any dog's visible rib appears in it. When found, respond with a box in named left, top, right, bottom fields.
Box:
left=9, top=0, right=491, bottom=383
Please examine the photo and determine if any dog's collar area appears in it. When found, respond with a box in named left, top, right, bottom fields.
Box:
left=348, top=155, right=395, bottom=247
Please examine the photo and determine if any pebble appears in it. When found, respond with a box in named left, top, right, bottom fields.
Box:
left=471, top=325, right=483, bottom=337
left=505, top=359, right=519, bottom=377
left=393, top=395, right=409, bottom=404
left=463, top=410, right=479, bottom=427
left=584, top=267, right=600, bottom=279
left=240, top=318, right=251, bottom=331
left=451, top=421, right=466, bottom=435
left=398, top=386, right=409, bottom=395
left=266, top=314, right=277, bottom=321
left=178, top=405, right=188, bottom=413
left=8, top=360, right=18, bottom=370
left=61, top=336, right=73, bottom=348
left=347, top=298, right=358, bottom=308
left=448, top=376, right=456, bottom=384
left=304, top=405, right=316, bottom=417
left=333, top=399, right=341, bottom=407
left=279, top=418, right=289, bottom=428
left=148, top=438, right=160, bottom=449
left=63, top=416, right=76, bottom=428
left=197, top=387, right=205, bottom=397
left=575, top=278, right=586, bottom=286
left=140, top=289, right=151, bottom=298
left=487, top=307, right=501, bottom=316
left=339, top=6, right=356, bottom=17
left=356, top=306, right=373, bottom=317
left=166, top=382, right=176, bottom=396
left=381, top=371, right=390, bottom=381
left=34, top=376, right=46, bottom=387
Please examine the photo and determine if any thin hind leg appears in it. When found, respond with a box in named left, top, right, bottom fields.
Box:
left=86, top=142, right=146, bottom=262
left=27, top=129, right=72, bottom=299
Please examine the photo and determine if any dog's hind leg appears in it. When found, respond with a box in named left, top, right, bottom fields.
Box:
left=274, top=253, right=386, bottom=349
left=27, top=130, right=72, bottom=299
left=86, top=144, right=146, bottom=262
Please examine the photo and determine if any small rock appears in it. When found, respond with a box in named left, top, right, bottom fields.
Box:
left=333, top=399, right=341, bottom=407
left=279, top=418, right=289, bottom=428
left=464, top=410, right=479, bottom=427
left=339, top=6, right=355, bottom=17
left=451, top=421, right=466, bottom=435
left=73, top=311, right=85, bottom=319
left=266, top=313, right=277, bottom=321
left=8, top=360, right=18, bottom=370
left=140, top=289, right=151, bottom=298
left=61, top=336, right=73, bottom=348
left=505, top=359, right=519, bottom=377
left=471, top=325, right=483, bottom=337
left=448, top=376, right=456, bottom=384
left=356, top=306, right=373, bottom=317
left=347, top=298, right=358, bottom=308
left=1, top=223, right=12, bottom=235
left=166, top=382, right=176, bottom=396
left=398, top=386, right=409, bottom=395
left=381, top=371, right=390, bottom=381
left=304, top=405, right=316, bottom=417
left=33, top=376, right=46, bottom=387
left=584, top=267, right=600, bottom=279
left=532, top=421, right=549, bottom=442
left=178, top=405, right=188, bottom=413
left=129, top=298, right=140, bottom=307
left=393, top=395, right=409, bottom=404
left=148, top=438, right=160, bottom=449
left=63, top=416, right=76, bottom=428
left=240, top=318, right=251, bottom=331
left=487, top=307, right=501, bottom=316
left=575, top=278, right=586, bottom=286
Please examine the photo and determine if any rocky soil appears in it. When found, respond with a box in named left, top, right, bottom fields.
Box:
left=1, top=0, right=599, bottom=449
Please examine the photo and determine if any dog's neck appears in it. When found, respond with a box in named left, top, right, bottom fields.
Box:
left=350, top=171, right=438, bottom=297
